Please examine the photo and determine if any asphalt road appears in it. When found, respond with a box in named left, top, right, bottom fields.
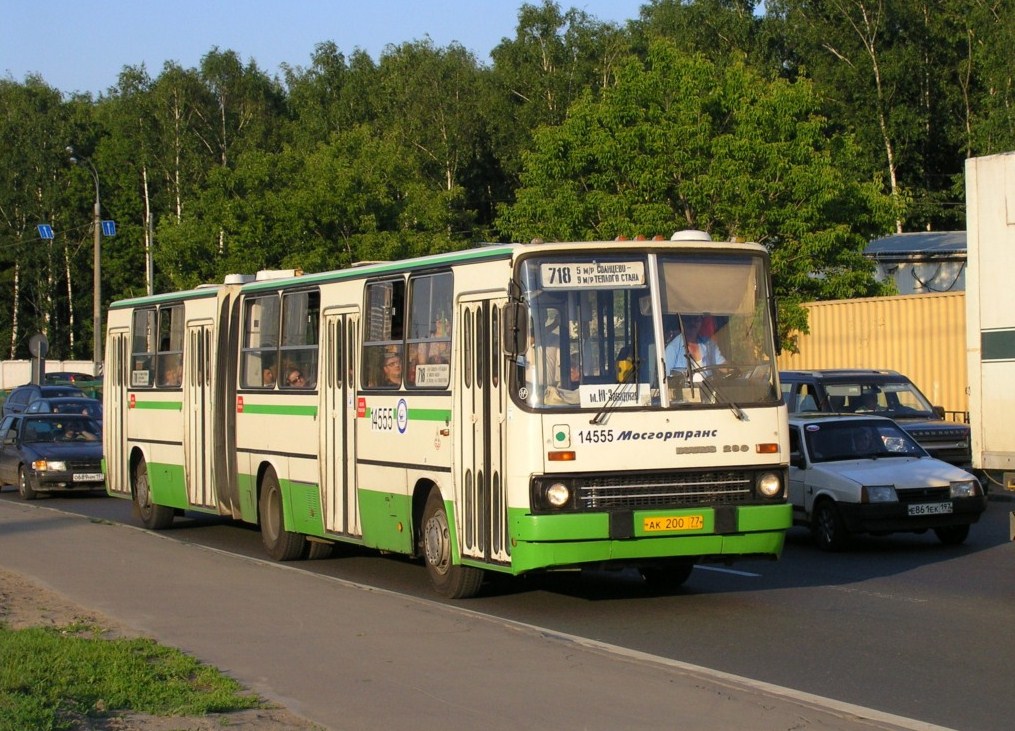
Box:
left=2, top=489, right=1013, bottom=730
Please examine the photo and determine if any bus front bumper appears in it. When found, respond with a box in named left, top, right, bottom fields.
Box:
left=505, top=503, right=792, bottom=574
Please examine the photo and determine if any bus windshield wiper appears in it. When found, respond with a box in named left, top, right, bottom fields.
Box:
left=591, top=328, right=641, bottom=425
left=590, top=360, right=638, bottom=425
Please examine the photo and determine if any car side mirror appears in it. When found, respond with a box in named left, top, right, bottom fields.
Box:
left=790, top=451, right=806, bottom=469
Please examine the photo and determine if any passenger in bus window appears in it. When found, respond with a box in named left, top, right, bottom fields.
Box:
left=161, top=358, right=182, bottom=387
left=381, top=350, right=402, bottom=387
left=285, top=369, right=307, bottom=388
left=262, top=367, right=276, bottom=387
left=525, top=329, right=560, bottom=388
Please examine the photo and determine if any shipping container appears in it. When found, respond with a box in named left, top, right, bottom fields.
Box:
left=776, top=292, right=967, bottom=419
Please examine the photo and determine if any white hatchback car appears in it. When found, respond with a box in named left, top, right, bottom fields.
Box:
left=788, top=414, right=986, bottom=551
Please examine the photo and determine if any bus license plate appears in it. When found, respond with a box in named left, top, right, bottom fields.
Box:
left=643, top=515, right=704, bottom=532
left=73, top=473, right=103, bottom=482
left=907, top=502, right=952, bottom=516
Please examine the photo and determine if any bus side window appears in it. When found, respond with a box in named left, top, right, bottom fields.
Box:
left=362, top=279, right=405, bottom=388
left=130, top=308, right=156, bottom=388
left=280, top=290, right=320, bottom=389
left=406, top=272, right=452, bottom=389
left=241, top=295, right=281, bottom=389
left=156, top=305, right=184, bottom=387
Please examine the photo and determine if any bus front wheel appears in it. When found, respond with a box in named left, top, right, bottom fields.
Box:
left=259, top=471, right=306, bottom=561
left=421, top=490, right=483, bottom=599
left=134, top=459, right=174, bottom=529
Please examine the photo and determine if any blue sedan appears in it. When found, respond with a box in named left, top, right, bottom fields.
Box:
left=0, top=413, right=104, bottom=500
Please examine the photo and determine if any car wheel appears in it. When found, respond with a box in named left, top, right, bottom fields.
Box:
left=640, top=559, right=695, bottom=593
left=934, top=524, right=970, bottom=545
left=421, top=490, right=483, bottom=599
left=259, top=469, right=306, bottom=561
left=134, top=459, right=174, bottom=529
left=812, top=499, right=849, bottom=551
left=17, top=466, right=38, bottom=500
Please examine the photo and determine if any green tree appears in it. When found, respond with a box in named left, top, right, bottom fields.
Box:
left=631, top=0, right=771, bottom=66
left=282, top=43, right=379, bottom=151
left=487, top=1, right=630, bottom=190
left=374, top=39, right=489, bottom=240
left=497, top=43, right=895, bottom=345
left=963, top=0, right=1015, bottom=155
left=765, top=0, right=977, bottom=231
left=0, top=78, right=81, bottom=358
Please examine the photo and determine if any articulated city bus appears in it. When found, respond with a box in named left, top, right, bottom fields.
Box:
left=103, top=231, right=791, bottom=598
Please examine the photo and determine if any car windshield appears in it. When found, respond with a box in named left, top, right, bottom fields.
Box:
left=512, top=251, right=779, bottom=410
left=53, top=401, right=103, bottom=419
left=22, top=417, right=101, bottom=443
left=803, top=420, right=924, bottom=463
left=823, top=381, right=936, bottom=418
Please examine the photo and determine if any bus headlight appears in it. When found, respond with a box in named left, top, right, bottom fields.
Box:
left=545, top=482, right=571, bottom=508
left=756, top=472, right=782, bottom=498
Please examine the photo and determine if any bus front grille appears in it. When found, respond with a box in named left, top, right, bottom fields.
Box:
left=577, top=471, right=755, bottom=510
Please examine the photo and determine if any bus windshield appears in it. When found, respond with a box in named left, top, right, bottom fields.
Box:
left=514, top=251, right=779, bottom=410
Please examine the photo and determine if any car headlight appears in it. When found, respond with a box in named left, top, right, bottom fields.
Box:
left=32, top=460, right=66, bottom=472
left=545, top=482, right=571, bottom=508
left=950, top=480, right=979, bottom=498
left=756, top=472, right=783, bottom=498
left=864, top=484, right=897, bottom=503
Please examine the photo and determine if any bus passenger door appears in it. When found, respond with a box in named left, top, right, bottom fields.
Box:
left=320, top=310, right=360, bottom=537
left=455, top=297, right=510, bottom=566
left=184, top=321, right=215, bottom=508
left=104, top=328, right=130, bottom=496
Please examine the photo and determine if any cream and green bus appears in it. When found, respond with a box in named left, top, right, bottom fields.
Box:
left=103, top=231, right=791, bottom=598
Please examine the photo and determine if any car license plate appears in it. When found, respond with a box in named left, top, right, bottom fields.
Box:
left=73, top=473, right=104, bottom=482
left=643, top=514, right=704, bottom=532
left=907, top=502, right=953, bottom=516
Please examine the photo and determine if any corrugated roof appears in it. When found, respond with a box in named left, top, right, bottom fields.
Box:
left=864, top=231, right=966, bottom=258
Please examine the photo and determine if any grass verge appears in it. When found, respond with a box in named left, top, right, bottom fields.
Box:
left=0, top=621, right=267, bottom=731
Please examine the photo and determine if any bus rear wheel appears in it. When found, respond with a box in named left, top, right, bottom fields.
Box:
left=259, top=470, right=306, bottom=561
left=421, top=490, right=483, bottom=599
left=134, top=459, right=174, bottom=529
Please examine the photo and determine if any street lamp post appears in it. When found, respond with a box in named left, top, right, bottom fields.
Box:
left=67, top=146, right=102, bottom=372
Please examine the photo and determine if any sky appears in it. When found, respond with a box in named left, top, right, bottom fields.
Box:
left=3, top=0, right=649, bottom=96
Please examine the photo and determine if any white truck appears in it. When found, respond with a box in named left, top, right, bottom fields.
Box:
left=964, top=151, right=1015, bottom=539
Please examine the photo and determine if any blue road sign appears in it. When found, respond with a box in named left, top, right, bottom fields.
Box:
left=37, top=224, right=54, bottom=240
left=101, top=220, right=116, bottom=237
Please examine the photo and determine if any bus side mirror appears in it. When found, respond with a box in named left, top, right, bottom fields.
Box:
left=502, top=301, right=529, bottom=357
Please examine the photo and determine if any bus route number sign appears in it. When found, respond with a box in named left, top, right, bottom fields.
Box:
left=541, top=261, right=645, bottom=289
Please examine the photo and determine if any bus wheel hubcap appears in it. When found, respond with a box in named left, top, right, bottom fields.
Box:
left=425, top=513, right=450, bottom=576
